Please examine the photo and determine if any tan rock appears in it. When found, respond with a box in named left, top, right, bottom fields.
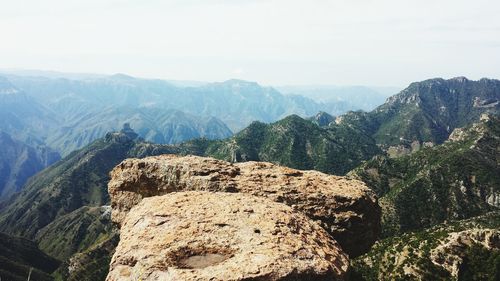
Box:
left=108, top=155, right=380, bottom=257
left=106, top=191, right=349, bottom=281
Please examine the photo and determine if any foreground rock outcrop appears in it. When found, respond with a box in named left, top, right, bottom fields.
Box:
left=107, top=191, right=349, bottom=281
left=108, top=155, right=380, bottom=257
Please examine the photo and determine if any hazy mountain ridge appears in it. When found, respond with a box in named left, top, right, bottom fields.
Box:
left=278, top=84, right=397, bottom=112
left=0, top=78, right=61, bottom=146
left=0, top=75, right=234, bottom=155
left=46, top=107, right=233, bottom=156
left=4, top=74, right=340, bottom=133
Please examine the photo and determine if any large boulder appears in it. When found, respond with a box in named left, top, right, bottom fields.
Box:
left=108, top=155, right=380, bottom=257
left=106, top=191, right=349, bottom=281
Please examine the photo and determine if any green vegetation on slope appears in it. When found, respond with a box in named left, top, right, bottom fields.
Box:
left=352, top=212, right=500, bottom=281
left=349, top=115, right=500, bottom=236
left=339, top=77, right=500, bottom=148
left=0, top=130, right=180, bottom=240
left=35, top=206, right=114, bottom=261
left=201, top=114, right=382, bottom=175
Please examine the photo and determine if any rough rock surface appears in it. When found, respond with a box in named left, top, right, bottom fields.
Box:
left=107, top=191, right=349, bottom=281
left=430, top=228, right=500, bottom=277
left=108, top=155, right=380, bottom=257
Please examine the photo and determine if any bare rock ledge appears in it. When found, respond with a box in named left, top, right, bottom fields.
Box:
left=108, top=155, right=380, bottom=257
left=106, top=191, right=349, bottom=281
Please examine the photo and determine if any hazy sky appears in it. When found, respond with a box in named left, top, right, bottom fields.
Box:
left=1, top=0, right=499, bottom=86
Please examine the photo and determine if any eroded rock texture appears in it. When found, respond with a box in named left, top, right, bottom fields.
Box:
left=106, top=191, right=349, bottom=281
left=108, top=155, right=380, bottom=257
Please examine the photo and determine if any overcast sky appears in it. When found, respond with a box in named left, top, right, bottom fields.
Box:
left=1, top=0, right=499, bottom=86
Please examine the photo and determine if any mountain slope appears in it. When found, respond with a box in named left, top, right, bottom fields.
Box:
left=0, top=116, right=382, bottom=280
left=0, top=126, right=180, bottom=239
left=1, top=111, right=380, bottom=242
left=0, top=131, right=60, bottom=199
left=202, top=114, right=382, bottom=175
left=338, top=77, right=500, bottom=150
left=35, top=206, right=114, bottom=261
left=0, top=232, right=60, bottom=281
left=352, top=212, right=500, bottom=281
left=349, top=115, right=500, bottom=236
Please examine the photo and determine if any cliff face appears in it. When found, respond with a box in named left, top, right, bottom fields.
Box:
left=107, top=191, right=349, bottom=281
left=108, top=155, right=381, bottom=257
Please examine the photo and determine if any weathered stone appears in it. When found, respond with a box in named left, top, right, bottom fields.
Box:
left=108, top=155, right=380, bottom=257
left=106, top=191, right=349, bottom=281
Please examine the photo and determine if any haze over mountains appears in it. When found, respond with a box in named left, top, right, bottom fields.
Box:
left=0, top=71, right=391, bottom=155
left=278, top=85, right=399, bottom=112
left=0, top=70, right=392, bottom=202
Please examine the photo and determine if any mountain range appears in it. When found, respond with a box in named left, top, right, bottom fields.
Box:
left=0, top=75, right=233, bottom=155
left=0, top=73, right=390, bottom=156
left=0, top=76, right=498, bottom=280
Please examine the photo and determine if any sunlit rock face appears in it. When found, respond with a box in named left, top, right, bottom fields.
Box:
left=106, top=191, right=350, bottom=281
